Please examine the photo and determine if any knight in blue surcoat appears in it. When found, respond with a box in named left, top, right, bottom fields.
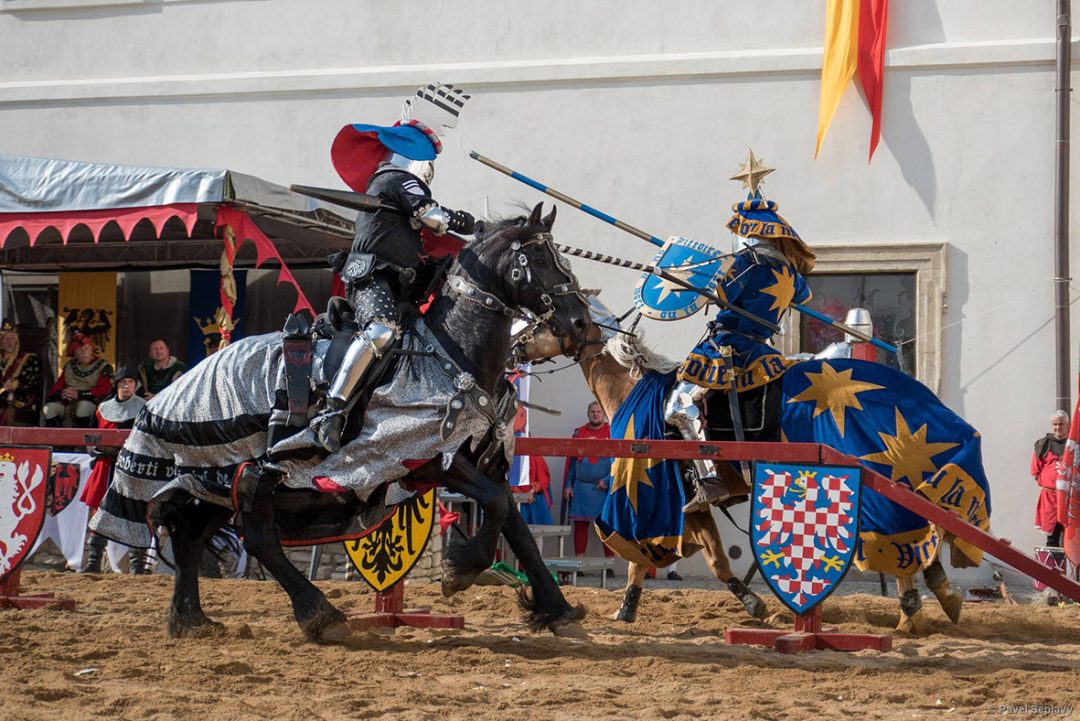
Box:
left=665, top=188, right=816, bottom=513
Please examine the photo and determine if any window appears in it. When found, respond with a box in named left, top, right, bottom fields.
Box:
left=800, top=272, right=917, bottom=374
left=777, top=242, right=946, bottom=393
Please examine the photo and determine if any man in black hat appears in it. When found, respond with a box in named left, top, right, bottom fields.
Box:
left=80, top=365, right=150, bottom=574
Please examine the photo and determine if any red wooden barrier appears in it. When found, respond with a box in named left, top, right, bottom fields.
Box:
left=516, top=437, right=1080, bottom=603
left=20, top=429, right=1080, bottom=608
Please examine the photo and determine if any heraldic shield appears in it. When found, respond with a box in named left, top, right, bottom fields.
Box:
left=633, top=236, right=728, bottom=321
left=48, top=460, right=80, bottom=516
left=751, top=462, right=862, bottom=615
left=344, top=488, right=436, bottom=592
left=0, top=446, right=52, bottom=582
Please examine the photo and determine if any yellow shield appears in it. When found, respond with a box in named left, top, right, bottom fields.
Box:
left=344, top=489, right=437, bottom=592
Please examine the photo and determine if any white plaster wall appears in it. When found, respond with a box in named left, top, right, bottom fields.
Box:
left=1, top=0, right=1076, bottom=581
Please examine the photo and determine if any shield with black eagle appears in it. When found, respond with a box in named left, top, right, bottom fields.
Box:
left=344, top=488, right=437, bottom=592
left=47, top=461, right=81, bottom=516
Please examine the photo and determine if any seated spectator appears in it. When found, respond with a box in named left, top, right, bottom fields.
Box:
left=0, top=320, right=43, bottom=426
left=139, top=338, right=185, bottom=400
left=43, top=334, right=113, bottom=428
left=80, top=365, right=150, bottom=574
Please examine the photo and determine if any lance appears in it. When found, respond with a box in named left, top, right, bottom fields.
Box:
left=555, top=243, right=780, bottom=334
left=470, top=151, right=899, bottom=355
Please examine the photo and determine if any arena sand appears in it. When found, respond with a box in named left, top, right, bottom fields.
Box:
left=2, top=571, right=1079, bottom=720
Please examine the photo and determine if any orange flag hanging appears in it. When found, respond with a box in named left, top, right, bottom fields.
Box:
left=814, top=0, right=860, bottom=158
left=815, top=0, right=890, bottom=160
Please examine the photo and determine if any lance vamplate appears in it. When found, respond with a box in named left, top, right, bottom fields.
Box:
left=469, top=151, right=899, bottom=355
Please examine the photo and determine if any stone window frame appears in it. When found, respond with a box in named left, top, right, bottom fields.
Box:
left=776, top=242, right=947, bottom=394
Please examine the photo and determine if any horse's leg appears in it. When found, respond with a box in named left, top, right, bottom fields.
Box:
left=237, top=467, right=349, bottom=641
left=895, top=573, right=929, bottom=634
left=495, top=484, right=586, bottom=632
left=693, top=510, right=767, bottom=620
left=923, top=557, right=962, bottom=624
left=440, top=454, right=510, bottom=597
left=613, top=562, right=649, bottom=623
left=161, top=497, right=233, bottom=638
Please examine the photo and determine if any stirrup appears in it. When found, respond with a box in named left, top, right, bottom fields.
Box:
left=682, top=476, right=730, bottom=514
left=312, top=408, right=347, bottom=453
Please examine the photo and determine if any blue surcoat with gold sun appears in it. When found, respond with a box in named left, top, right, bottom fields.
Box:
left=677, top=247, right=810, bottom=391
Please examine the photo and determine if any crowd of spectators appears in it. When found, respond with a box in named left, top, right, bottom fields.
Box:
left=0, top=326, right=187, bottom=429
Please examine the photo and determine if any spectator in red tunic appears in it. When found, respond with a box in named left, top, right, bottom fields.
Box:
left=1032, top=410, right=1070, bottom=547
left=564, top=402, right=615, bottom=565
left=43, top=333, right=113, bottom=428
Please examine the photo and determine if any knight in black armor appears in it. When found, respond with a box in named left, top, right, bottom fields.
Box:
left=311, top=83, right=475, bottom=452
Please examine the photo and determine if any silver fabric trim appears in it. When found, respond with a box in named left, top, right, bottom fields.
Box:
left=274, top=318, right=515, bottom=503
left=90, top=320, right=516, bottom=549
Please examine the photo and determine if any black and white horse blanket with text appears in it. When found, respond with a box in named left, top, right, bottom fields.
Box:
left=90, top=320, right=515, bottom=548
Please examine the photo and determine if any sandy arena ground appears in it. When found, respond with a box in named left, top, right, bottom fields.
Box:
left=2, top=571, right=1079, bottom=720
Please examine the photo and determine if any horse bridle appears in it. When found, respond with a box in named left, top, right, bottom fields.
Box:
left=447, top=230, right=588, bottom=359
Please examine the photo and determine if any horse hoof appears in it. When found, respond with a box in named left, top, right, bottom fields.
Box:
left=741, top=593, right=768, bottom=621
left=938, top=592, right=963, bottom=624
left=614, top=586, right=641, bottom=623
left=440, top=567, right=480, bottom=598
left=299, top=599, right=351, bottom=641
left=896, top=608, right=929, bottom=635
left=317, top=621, right=352, bottom=642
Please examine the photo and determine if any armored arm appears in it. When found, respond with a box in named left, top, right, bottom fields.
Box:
left=416, top=204, right=475, bottom=235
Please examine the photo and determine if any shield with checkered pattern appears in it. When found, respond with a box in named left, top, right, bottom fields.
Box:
left=750, top=463, right=862, bottom=615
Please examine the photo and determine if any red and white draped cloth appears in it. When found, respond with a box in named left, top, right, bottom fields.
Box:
left=1056, top=394, right=1080, bottom=571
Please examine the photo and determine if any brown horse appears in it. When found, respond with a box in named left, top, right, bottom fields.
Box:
left=521, top=297, right=963, bottom=633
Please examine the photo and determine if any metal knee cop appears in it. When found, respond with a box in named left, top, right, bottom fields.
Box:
left=663, top=381, right=720, bottom=481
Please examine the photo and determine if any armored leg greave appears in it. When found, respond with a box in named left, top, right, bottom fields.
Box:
left=664, top=381, right=730, bottom=512
left=129, top=548, right=153, bottom=575
left=313, top=321, right=399, bottom=452
left=664, top=381, right=719, bottom=482
left=80, top=532, right=107, bottom=573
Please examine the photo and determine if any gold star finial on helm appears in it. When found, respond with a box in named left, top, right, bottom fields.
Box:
left=730, top=149, right=775, bottom=195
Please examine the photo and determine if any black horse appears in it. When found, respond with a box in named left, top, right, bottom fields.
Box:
left=93, top=203, right=592, bottom=641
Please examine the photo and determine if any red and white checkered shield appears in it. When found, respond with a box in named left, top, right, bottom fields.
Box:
left=751, top=463, right=862, bottom=615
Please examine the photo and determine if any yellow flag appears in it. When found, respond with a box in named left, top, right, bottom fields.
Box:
left=815, top=0, right=860, bottom=158
left=57, top=272, right=117, bottom=373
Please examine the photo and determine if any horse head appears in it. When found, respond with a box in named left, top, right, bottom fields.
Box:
left=459, top=202, right=591, bottom=352
left=516, top=290, right=621, bottom=364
